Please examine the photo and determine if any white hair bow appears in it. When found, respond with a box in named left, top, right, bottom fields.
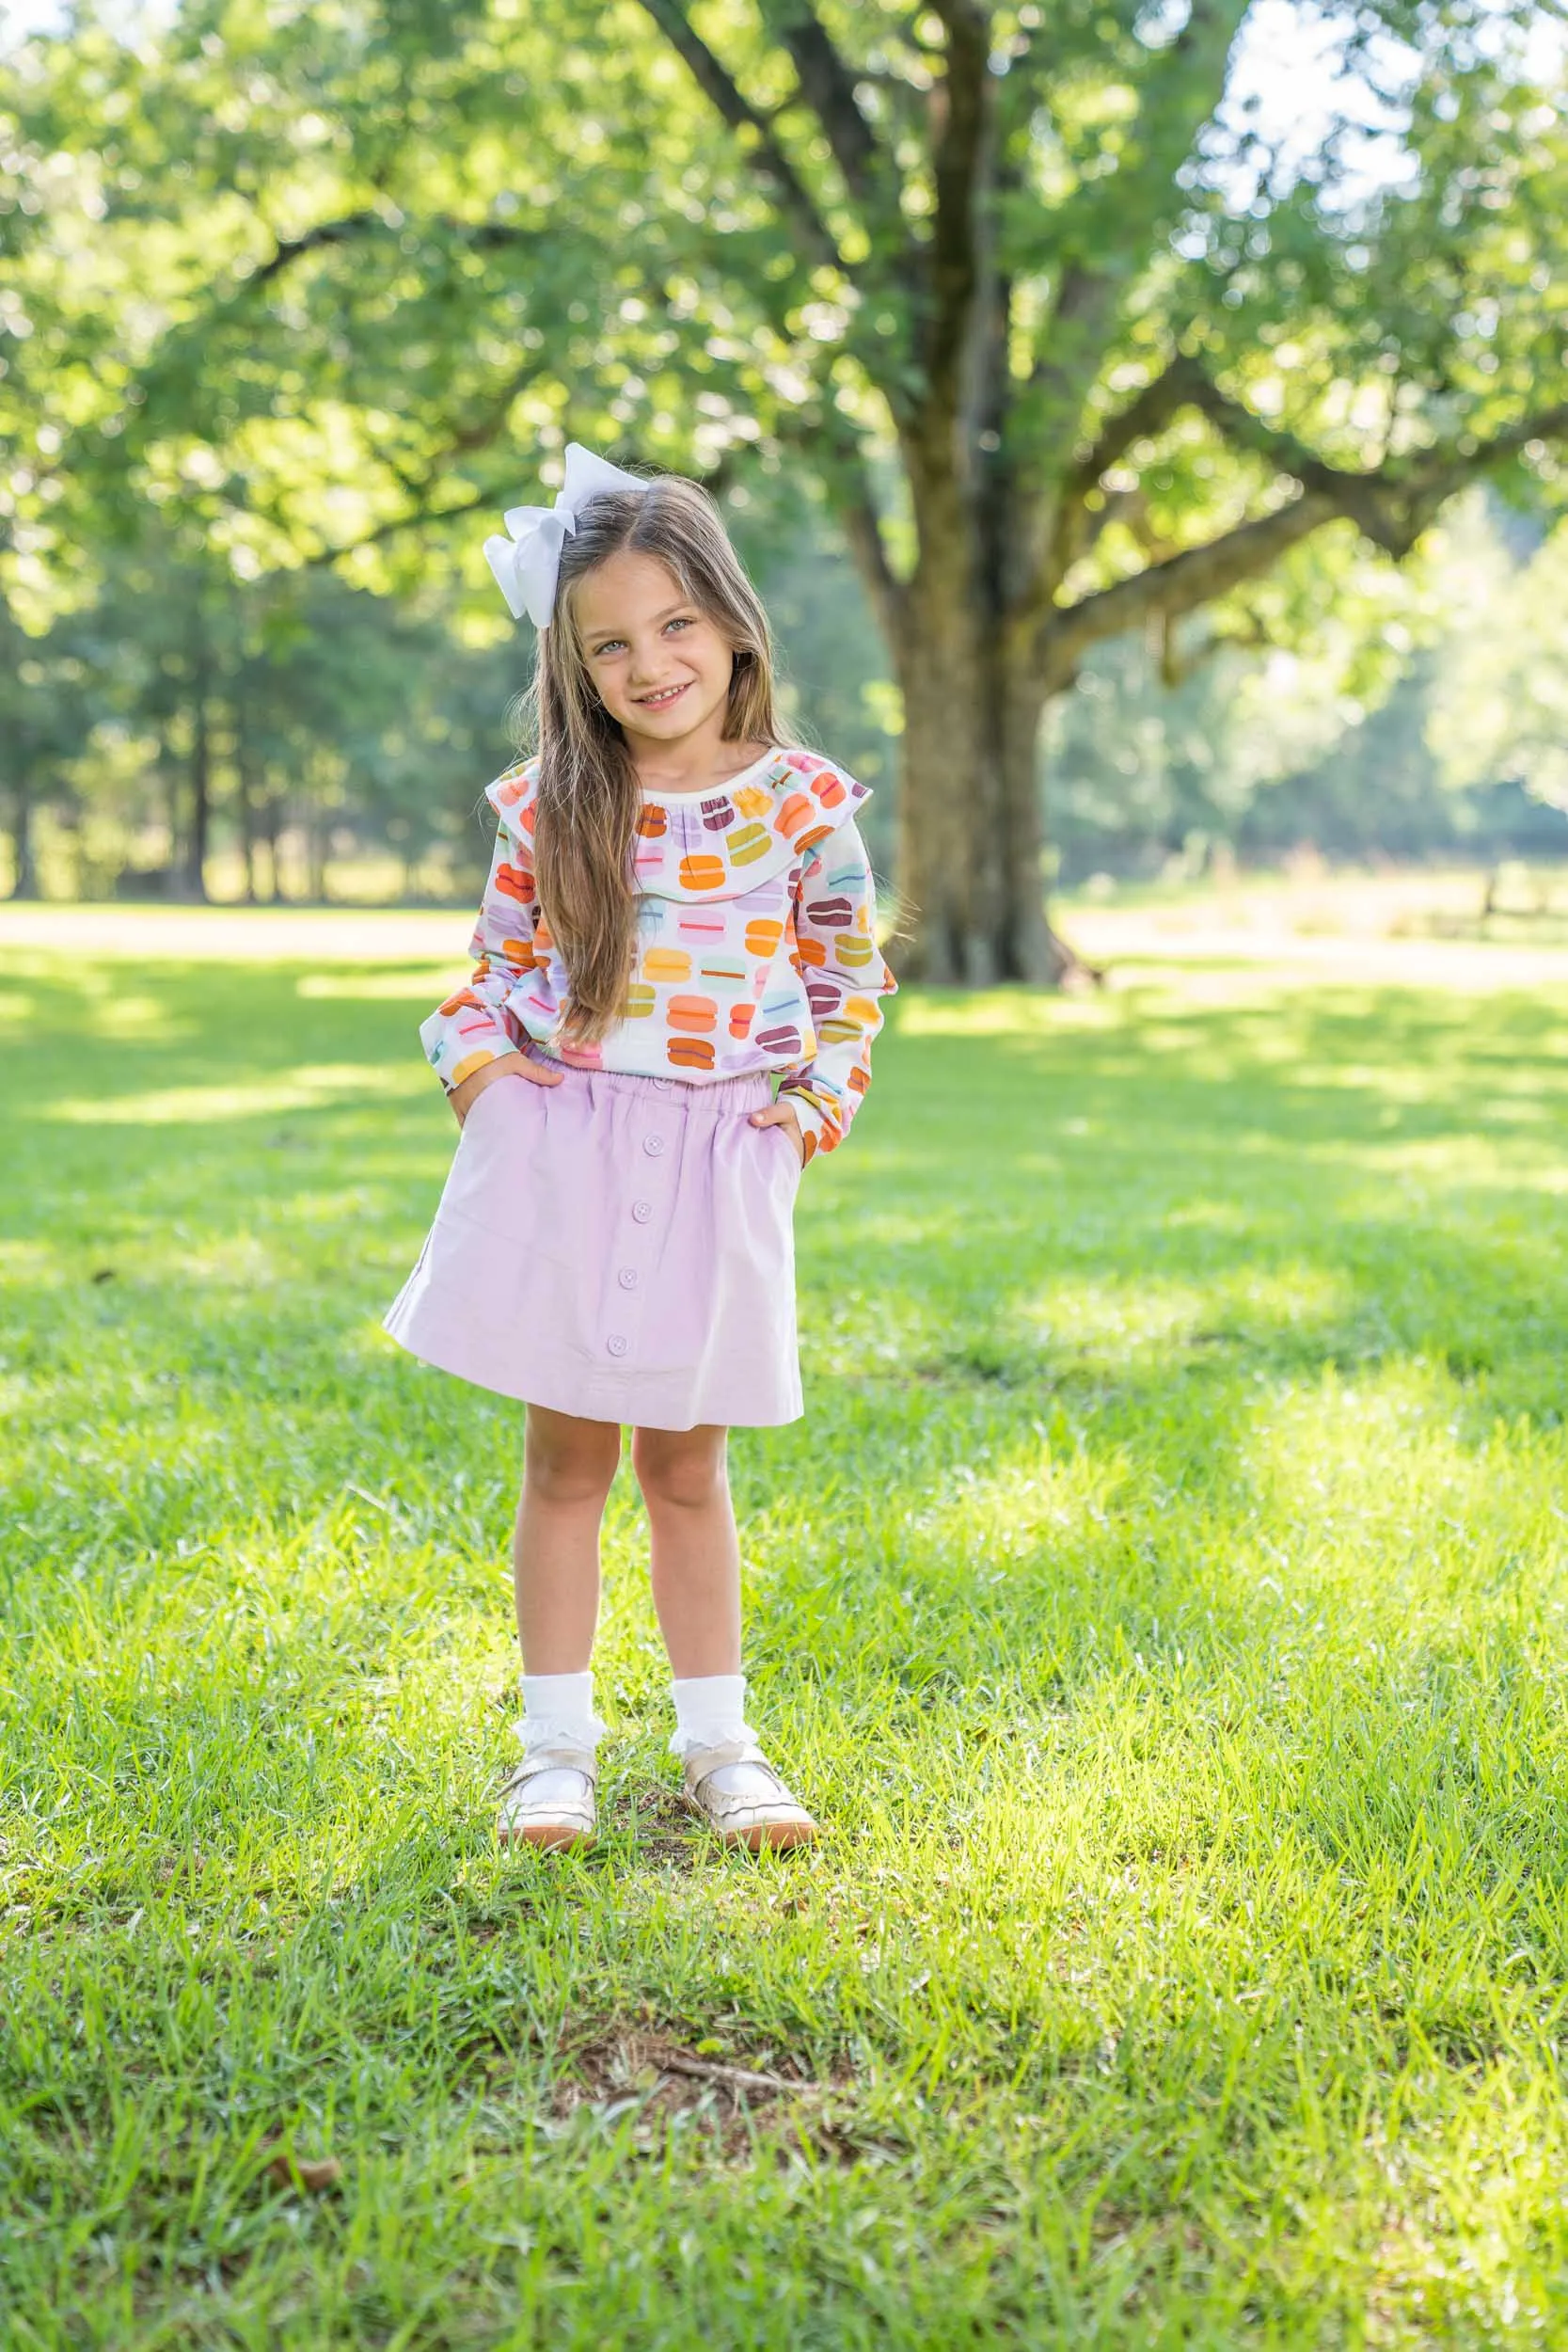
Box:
left=483, top=441, right=649, bottom=628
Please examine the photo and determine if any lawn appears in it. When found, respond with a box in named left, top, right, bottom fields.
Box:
left=5, top=908, right=1568, bottom=2347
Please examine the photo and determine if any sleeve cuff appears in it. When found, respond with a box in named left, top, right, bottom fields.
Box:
left=420, top=1007, right=517, bottom=1091
left=776, top=1086, right=833, bottom=1159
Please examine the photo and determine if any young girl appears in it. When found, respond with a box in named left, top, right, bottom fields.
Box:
left=385, top=443, right=895, bottom=1853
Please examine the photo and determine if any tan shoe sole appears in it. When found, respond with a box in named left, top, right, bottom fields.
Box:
left=722, top=1816, right=817, bottom=1851
left=499, top=1820, right=595, bottom=1852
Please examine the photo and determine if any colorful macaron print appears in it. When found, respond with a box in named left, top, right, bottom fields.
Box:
left=643, top=947, right=691, bottom=983
left=420, top=747, right=895, bottom=1160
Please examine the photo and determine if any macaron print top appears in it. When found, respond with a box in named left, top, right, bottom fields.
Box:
left=420, top=745, right=897, bottom=1161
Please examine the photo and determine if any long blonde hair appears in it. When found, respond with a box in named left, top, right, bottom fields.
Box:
left=514, top=472, right=784, bottom=1041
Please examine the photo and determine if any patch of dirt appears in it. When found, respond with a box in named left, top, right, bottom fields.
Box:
left=620, top=1782, right=700, bottom=1867
left=549, top=2029, right=877, bottom=2164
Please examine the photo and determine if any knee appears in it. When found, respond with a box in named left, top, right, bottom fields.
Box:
left=524, top=1421, right=621, bottom=1507
left=632, top=1431, right=728, bottom=1515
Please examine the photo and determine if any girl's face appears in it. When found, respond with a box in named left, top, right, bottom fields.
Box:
left=573, top=551, right=736, bottom=753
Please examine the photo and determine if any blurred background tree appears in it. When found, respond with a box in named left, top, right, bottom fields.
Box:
left=2, top=0, right=1566, bottom=936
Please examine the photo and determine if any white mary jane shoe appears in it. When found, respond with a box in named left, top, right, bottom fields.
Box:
left=682, top=1740, right=818, bottom=1851
left=496, top=1741, right=597, bottom=1852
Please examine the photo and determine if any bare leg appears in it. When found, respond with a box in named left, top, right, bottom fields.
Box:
left=513, top=1406, right=622, bottom=1672
left=629, top=1423, right=741, bottom=1677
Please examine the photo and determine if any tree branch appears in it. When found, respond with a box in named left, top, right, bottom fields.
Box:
left=1040, top=491, right=1338, bottom=676
left=759, top=0, right=883, bottom=210
left=1183, top=371, right=1568, bottom=556
left=1067, top=354, right=1211, bottom=501
left=1005, top=0, right=1250, bottom=600
left=1157, top=607, right=1275, bottom=688
left=1406, top=400, right=1568, bottom=513
left=245, top=210, right=555, bottom=292
left=302, top=359, right=543, bottom=567
left=305, top=486, right=489, bottom=568
left=1178, top=366, right=1427, bottom=553
left=1033, top=361, right=1568, bottom=650
left=835, top=473, right=907, bottom=650
left=765, top=398, right=907, bottom=645
left=249, top=210, right=388, bottom=288
left=635, top=0, right=846, bottom=277
left=913, top=0, right=990, bottom=464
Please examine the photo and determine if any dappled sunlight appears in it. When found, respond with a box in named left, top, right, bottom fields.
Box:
left=298, top=970, right=455, bottom=1001
left=1361, top=1134, right=1568, bottom=1190
left=1012, top=1263, right=1354, bottom=1370
left=0, top=904, right=467, bottom=964
left=895, top=990, right=1118, bottom=1039
left=1285, top=1056, right=1559, bottom=1113
left=155, top=1232, right=303, bottom=1293
left=1162, top=1198, right=1256, bottom=1233
left=10, top=927, right=1568, bottom=2345
left=900, top=1444, right=1134, bottom=1618
left=1240, top=1359, right=1568, bottom=1566
left=824, top=1203, right=984, bottom=1251
left=81, top=993, right=198, bottom=1042
left=0, top=1239, right=54, bottom=1280
left=803, top=1281, right=960, bottom=1384
left=44, top=1061, right=427, bottom=1124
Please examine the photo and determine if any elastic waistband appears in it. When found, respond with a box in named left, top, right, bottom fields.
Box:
left=524, top=1041, right=771, bottom=1112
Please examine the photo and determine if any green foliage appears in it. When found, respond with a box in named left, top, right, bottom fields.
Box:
left=8, top=921, right=1568, bottom=2336
left=8, top=0, right=1564, bottom=616
left=0, top=526, right=528, bottom=900
left=0, top=475, right=896, bottom=901
left=5, top=0, right=1567, bottom=951
left=1429, top=515, right=1568, bottom=815
left=1048, top=491, right=1568, bottom=874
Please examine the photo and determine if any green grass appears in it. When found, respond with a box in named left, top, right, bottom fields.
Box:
left=6, top=919, right=1568, bottom=2347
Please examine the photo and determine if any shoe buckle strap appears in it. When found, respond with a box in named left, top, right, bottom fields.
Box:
left=508, top=1744, right=597, bottom=1788
left=685, top=1739, right=771, bottom=1789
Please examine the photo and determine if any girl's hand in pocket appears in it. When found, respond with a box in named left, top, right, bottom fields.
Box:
left=749, top=1100, right=805, bottom=1166
left=449, top=1050, right=563, bottom=1126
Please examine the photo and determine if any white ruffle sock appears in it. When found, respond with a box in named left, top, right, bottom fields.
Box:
left=517, top=1671, right=606, bottom=1805
left=669, top=1673, right=777, bottom=1799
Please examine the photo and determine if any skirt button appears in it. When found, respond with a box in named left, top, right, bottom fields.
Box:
left=618, top=1267, right=639, bottom=1291
left=642, top=1134, right=666, bottom=1157
left=607, top=1334, right=629, bottom=1358
left=631, top=1200, right=653, bottom=1224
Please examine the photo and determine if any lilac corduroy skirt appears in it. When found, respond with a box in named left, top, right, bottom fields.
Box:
left=383, top=1056, right=803, bottom=1430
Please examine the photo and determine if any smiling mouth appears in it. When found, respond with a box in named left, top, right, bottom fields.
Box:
left=634, top=682, right=689, bottom=708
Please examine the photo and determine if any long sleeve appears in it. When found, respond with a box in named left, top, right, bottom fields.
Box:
left=420, top=820, right=539, bottom=1092
left=775, top=816, right=896, bottom=1162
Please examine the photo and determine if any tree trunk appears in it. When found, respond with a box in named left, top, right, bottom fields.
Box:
left=307, top=807, right=327, bottom=902
left=989, top=636, right=1056, bottom=982
left=887, top=495, right=1089, bottom=985
left=997, top=641, right=1099, bottom=985
left=8, top=777, right=39, bottom=899
left=847, top=394, right=1101, bottom=988
left=184, top=625, right=212, bottom=902
left=154, top=728, right=180, bottom=882
left=235, top=726, right=261, bottom=905
left=891, top=466, right=1001, bottom=984
left=894, top=631, right=993, bottom=983
left=261, top=799, right=282, bottom=900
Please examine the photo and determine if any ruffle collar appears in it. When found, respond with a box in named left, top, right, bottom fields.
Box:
left=483, top=748, right=870, bottom=901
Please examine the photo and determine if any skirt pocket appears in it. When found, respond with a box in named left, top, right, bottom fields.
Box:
left=439, top=1073, right=546, bottom=1241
